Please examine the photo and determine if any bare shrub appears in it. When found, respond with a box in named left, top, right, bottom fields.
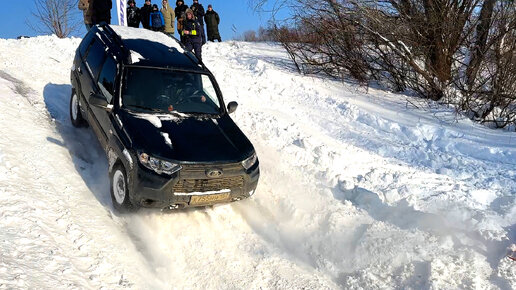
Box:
left=455, top=1, right=516, bottom=128
left=250, top=0, right=516, bottom=129
left=28, top=0, right=81, bottom=38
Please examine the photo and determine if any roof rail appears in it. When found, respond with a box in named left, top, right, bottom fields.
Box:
left=99, top=24, right=131, bottom=63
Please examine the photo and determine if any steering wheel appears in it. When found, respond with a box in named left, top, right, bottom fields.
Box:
left=155, top=94, right=171, bottom=110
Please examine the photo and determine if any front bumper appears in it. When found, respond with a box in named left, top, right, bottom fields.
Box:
left=129, top=160, right=259, bottom=209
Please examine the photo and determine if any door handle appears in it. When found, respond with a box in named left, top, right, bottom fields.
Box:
left=77, top=67, right=82, bottom=74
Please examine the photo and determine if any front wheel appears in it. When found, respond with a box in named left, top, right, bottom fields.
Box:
left=110, top=163, right=138, bottom=212
left=70, top=90, right=86, bottom=127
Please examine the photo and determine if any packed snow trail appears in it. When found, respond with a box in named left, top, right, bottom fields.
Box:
left=0, top=32, right=514, bottom=288
left=0, top=73, right=157, bottom=288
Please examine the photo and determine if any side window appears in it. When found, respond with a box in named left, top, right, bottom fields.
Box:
left=85, top=39, right=106, bottom=80
left=98, top=57, right=117, bottom=103
left=201, top=75, right=220, bottom=107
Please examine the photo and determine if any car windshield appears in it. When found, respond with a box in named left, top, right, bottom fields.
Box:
left=122, top=67, right=222, bottom=115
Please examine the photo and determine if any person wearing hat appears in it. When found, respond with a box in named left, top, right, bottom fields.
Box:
left=182, top=8, right=203, bottom=61
left=149, top=4, right=165, bottom=31
left=160, top=0, right=175, bottom=37
left=204, top=4, right=221, bottom=42
left=140, top=0, right=153, bottom=29
left=190, top=0, right=206, bottom=45
left=127, top=0, right=141, bottom=28
left=175, top=0, right=189, bottom=42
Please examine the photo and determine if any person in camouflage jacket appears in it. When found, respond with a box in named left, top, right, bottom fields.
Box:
left=175, top=0, right=188, bottom=42
left=127, top=0, right=141, bottom=28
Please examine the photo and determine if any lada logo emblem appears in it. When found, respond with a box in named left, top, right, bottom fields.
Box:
left=206, top=169, right=223, bottom=178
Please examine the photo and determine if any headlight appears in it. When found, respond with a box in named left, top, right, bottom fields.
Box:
left=241, top=153, right=257, bottom=170
left=138, top=152, right=182, bottom=175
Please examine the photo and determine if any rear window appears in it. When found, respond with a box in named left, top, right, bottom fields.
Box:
left=122, top=68, right=222, bottom=115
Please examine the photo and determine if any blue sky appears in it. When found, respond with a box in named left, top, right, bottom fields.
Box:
left=0, top=1, right=271, bottom=40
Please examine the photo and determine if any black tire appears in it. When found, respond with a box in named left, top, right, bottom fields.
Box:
left=70, top=89, right=87, bottom=127
left=110, top=163, right=138, bottom=212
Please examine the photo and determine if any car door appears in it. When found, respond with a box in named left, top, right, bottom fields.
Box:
left=81, top=38, right=108, bottom=146
left=92, top=56, right=118, bottom=149
left=74, top=31, right=95, bottom=108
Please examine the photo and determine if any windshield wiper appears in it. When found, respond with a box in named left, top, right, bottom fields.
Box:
left=126, top=105, right=165, bottom=113
left=184, top=112, right=219, bottom=116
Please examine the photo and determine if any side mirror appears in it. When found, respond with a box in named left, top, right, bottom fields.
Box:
left=227, top=101, right=238, bottom=114
left=89, top=93, right=112, bottom=112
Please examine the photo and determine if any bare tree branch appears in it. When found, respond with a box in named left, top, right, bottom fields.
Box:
left=28, top=0, right=81, bottom=38
left=250, top=0, right=516, bottom=129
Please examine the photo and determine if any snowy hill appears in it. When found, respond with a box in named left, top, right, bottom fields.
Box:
left=0, top=31, right=514, bottom=289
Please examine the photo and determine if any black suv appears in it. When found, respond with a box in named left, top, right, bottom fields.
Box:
left=70, top=25, right=259, bottom=211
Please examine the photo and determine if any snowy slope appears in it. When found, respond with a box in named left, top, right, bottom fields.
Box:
left=0, top=30, right=514, bottom=289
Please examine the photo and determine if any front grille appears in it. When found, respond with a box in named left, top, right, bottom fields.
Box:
left=180, top=163, right=243, bottom=174
left=173, top=176, right=244, bottom=193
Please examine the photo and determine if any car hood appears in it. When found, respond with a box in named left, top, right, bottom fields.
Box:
left=118, top=111, right=255, bottom=163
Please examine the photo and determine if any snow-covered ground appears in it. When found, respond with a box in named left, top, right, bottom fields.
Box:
left=0, top=30, right=514, bottom=289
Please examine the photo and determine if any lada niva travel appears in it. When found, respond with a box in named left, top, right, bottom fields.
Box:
left=70, top=25, right=259, bottom=211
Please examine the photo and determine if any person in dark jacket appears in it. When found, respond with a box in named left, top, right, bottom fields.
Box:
left=175, top=0, right=188, bottom=42
left=149, top=4, right=165, bottom=31
left=140, top=0, right=153, bottom=29
left=127, top=0, right=141, bottom=28
left=92, top=0, right=112, bottom=25
left=204, top=4, right=221, bottom=42
left=182, top=8, right=202, bottom=61
left=190, top=0, right=206, bottom=44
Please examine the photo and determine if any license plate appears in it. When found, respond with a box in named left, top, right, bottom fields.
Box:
left=190, top=193, right=231, bottom=205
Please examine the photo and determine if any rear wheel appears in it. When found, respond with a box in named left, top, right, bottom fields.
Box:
left=70, top=90, right=86, bottom=127
left=110, top=163, right=138, bottom=212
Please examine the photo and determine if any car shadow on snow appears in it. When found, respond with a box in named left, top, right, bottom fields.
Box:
left=43, top=83, right=112, bottom=208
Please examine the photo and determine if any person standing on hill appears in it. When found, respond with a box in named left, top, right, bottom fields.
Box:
left=190, top=0, right=206, bottom=45
left=204, top=4, right=221, bottom=42
left=92, top=0, right=112, bottom=25
left=175, top=0, right=189, bottom=42
left=182, top=8, right=202, bottom=61
left=160, top=0, right=175, bottom=37
left=78, top=0, right=94, bottom=30
left=127, top=0, right=141, bottom=28
left=140, top=0, right=153, bottom=29
left=149, top=4, right=165, bottom=31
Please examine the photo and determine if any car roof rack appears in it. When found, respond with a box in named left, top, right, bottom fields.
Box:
left=98, top=24, right=131, bottom=64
